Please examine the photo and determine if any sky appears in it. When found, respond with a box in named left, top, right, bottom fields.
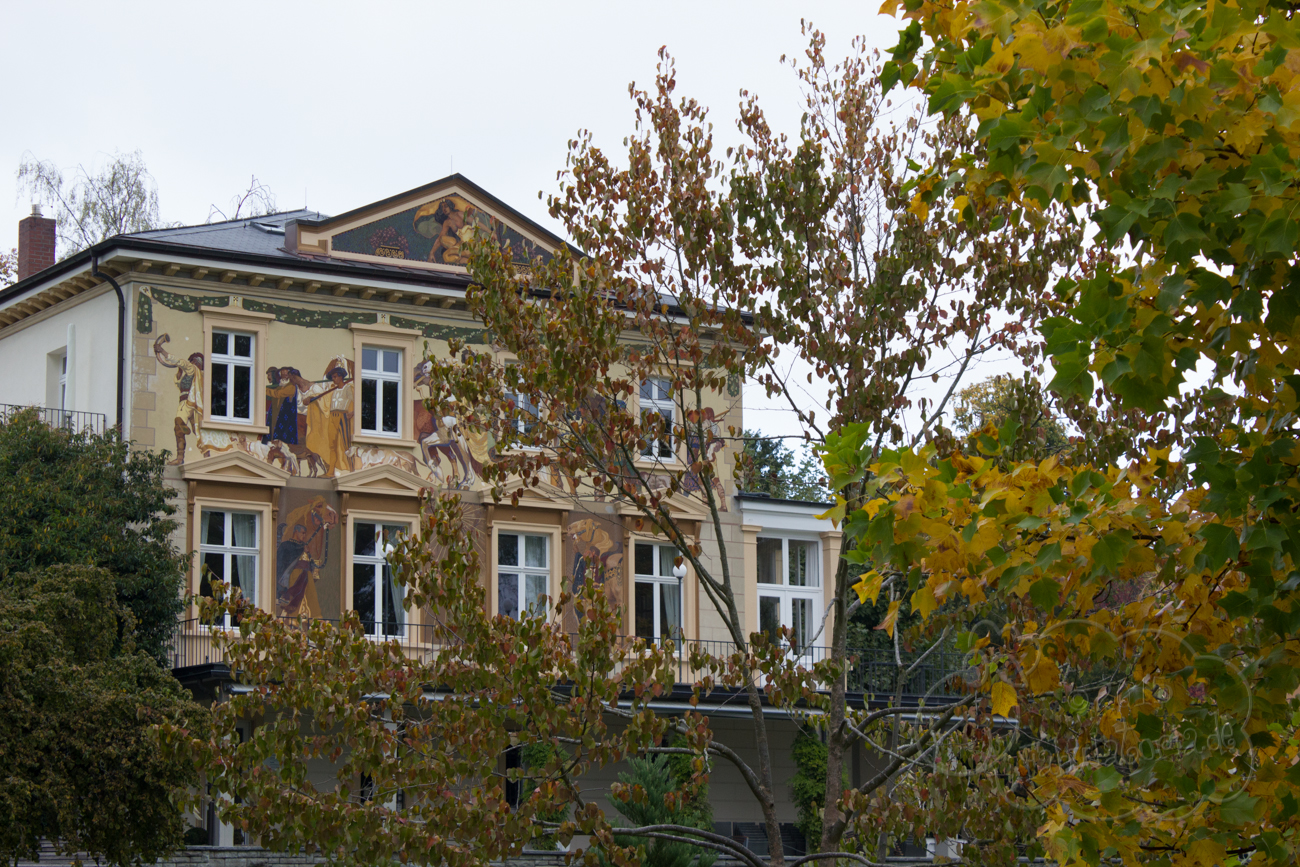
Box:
left=0, top=2, right=1024, bottom=443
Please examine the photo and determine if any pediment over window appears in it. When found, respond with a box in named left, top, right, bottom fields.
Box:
left=499, top=476, right=575, bottom=511
left=617, top=489, right=714, bottom=524
left=181, top=450, right=292, bottom=486
left=334, top=464, right=431, bottom=496
left=288, top=174, right=568, bottom=273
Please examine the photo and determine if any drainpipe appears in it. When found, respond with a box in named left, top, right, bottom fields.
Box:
left=91, top=253, right=127, bottom=434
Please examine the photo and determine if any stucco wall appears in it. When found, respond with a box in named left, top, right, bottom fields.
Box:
left=0, top=285, right=127, bottom=422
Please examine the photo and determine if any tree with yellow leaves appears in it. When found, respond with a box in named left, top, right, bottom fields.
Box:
left=843, top=0, right=1300, bottom=863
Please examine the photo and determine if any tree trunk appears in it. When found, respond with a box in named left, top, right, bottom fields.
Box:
left=820, top=554, right=852, bottom=854
left=744, top=677, right=785, bottom=867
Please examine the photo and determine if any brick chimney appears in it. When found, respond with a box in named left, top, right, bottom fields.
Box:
left=18, top=205, right=56, bottom=281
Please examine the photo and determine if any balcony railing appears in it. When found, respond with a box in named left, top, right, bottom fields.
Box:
left=0, top=403, right=108, bottom=435
left=168, top=618, right=968, bottom=699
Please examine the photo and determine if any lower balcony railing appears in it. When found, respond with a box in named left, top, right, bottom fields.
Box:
left=167, top=617, right=967, bottom=699
left=0, top=403, right=108, bottom=435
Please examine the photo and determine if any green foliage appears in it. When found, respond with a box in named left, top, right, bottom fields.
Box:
left=0, top=409, right=185, bottom=663
left=950, top=374, right=1071, bottom=462
left=845, top=591, right=916, bottom=654
left=739, top=430, right=831, bottom=502
left=659, top=733, right=712, bottom=831
left=610, top=751, right=716, bottom=867
left=790, top=732, right=829, bottom=851
left=877, top=0, right=1300, bottom=859
left=0, top=565, right=207, bottom=866
left=520, top=741, right=568, bottom=850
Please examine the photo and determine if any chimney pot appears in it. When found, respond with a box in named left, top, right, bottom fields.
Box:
left=17, top=208, right=57, bottom=281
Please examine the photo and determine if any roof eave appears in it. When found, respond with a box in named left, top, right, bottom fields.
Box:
left=0, top=236, right=476, bottom=307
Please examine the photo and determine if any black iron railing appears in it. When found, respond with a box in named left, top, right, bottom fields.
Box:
left=168, top=618, right=968, bottom=698
left=167, top=617, right=443, bottom=670
left=0, top=403, right=108, bottom=434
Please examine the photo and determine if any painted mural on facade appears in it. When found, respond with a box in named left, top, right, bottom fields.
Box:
left=153, top=334, right=205, bottom=465
left=136, top=288, right=737, bottom=507
left=413, top=359, right=493, bottom=486
left=141, top=289, right=498, bottom=490
left=275, top=490, right=342, bottom=620
left=171, top=354, right=497, bottom=489
left=563, top=515, right=625, bottom=632
left=330, top=195, right=553, bottom=267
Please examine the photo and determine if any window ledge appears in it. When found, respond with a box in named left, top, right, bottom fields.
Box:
left=499, top=445, right=546, bottom=456
left=201, top=419, right=270, bottom=436
left=352, top=433, right=418, bottom=449
left=633, top=456, right=679, bottom=471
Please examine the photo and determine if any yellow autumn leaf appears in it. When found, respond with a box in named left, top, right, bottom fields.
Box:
left=878, top=599, right=902, bottom=637
left=991, top=681, right=1018, bottom=717
left=854, top=570, right=884, bottom=605
left=987, top=43, right=1016, bottom=74
left=1024, top=651, right=1061, bottom=694
left=1187, top=838, right=1226, bottom=867
left=908, top=194, right=929, bottom=220
left=912, top=583, right=938, bottom=620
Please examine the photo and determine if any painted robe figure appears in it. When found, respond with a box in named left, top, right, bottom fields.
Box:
left=153, top=333, right=204, bottom=465
left=275, top=496, right=338, bottom=618
left=562, top=518, right=624, bottom=632
left=294, top=359, right=354, bottom=476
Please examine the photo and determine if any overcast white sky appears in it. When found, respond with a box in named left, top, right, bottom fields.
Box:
left=1, top=2, right=897, bottom=242
left=1, top=2, right=1026, bottom=442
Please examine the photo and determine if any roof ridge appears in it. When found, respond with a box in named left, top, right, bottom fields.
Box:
left=129, top=208, right=326, bottom=236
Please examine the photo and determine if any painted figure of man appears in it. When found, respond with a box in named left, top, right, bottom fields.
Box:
left=275, top=495, right=338, bottom=618
left=276, top=523, right=320, bottom=617
left=263, top=366, right=300, bottom=444
left=153, top=333, right=204, bottom=465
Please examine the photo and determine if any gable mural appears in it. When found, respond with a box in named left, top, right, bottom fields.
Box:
left=330, top=194, right=554, bottom=267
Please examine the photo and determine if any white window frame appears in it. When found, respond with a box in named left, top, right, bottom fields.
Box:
left=349, top=322, right=420, bottom=448
left=503, top=363, right=540, bottom=439
left=46, top=345, right=72, bottom=418
left=209, top=328, right=256, bottom=424
left=351, top=518, right=408, bottom=638
left=756, top=536, right=822, bottom=652
left=359, top=346, right=403, bottom=438
left=496, top=530, right=552, bottom=620
left=197, top=506, right=261, bottom=630
left=633, top=541, right=684, bottom=644
left=200, top=306, right=273, bottom=436
left=638, top=376, right=675, bottom=462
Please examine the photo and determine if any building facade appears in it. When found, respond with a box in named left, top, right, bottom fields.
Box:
left=0, top=176, right=873, bottom=849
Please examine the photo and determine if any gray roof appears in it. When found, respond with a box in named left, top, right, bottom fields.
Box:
left=119, top=209, right=476, bottom=285
left=125, top=209, right=327, bottom=259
